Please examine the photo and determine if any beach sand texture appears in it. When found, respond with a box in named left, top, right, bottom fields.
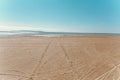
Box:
left=0, top=36, right=120, bottom=80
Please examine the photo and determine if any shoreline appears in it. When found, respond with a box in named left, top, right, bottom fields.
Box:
left=0, top=34, right=120, bottom=38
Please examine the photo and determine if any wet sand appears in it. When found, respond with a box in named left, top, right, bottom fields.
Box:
left=0, top=36, right=120, bottom=80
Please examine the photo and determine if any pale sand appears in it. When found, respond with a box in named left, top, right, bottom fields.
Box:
left=0, top=36, right=120, bottom=80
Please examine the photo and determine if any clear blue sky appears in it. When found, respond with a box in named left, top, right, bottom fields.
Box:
left=0, top=0, right=120, bottom=33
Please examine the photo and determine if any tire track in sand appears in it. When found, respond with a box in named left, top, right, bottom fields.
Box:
left=26, top=39, right=53, bottom=80
left=59, top=37, right=79, bottom=80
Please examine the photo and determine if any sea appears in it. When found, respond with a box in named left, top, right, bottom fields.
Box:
left=0, top=30, right=120, bottom=37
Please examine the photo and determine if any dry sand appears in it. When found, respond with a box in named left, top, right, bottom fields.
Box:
left=0, top=36, right=120, bottom=80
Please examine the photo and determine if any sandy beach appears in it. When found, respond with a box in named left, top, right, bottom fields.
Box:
left=0, top=36, right=120, bottom=80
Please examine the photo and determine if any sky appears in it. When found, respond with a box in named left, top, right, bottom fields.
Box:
left=0, top=0, right=120, bottom=33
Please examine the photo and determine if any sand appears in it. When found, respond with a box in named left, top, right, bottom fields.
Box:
left=0, top=36, right=120, bottom=80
